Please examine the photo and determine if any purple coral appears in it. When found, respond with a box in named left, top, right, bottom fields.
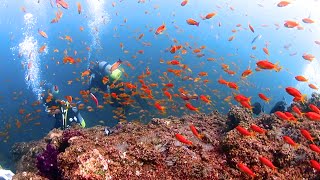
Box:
left=36, top=144, right=59, bottom=179
left=61, top=129, right=83, bottom=150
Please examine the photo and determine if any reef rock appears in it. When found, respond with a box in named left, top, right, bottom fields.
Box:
left=11, top=100, right=320, bottom=179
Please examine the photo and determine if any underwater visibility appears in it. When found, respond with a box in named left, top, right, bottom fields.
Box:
left=1, top=0, right=320, bottom=179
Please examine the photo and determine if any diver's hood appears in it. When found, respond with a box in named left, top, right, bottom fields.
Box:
left=98, top=61, right=112, bottom=76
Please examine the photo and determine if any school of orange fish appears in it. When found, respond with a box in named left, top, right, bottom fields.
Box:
left=3, top=0, right=320, bottom=176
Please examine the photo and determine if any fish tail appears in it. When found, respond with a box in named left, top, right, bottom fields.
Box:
left=196, top=22, right=200, bottom=27
left=118, top=59, right=123, bottom=63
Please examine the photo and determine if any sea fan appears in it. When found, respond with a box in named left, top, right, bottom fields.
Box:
left=36, top=143, right=59, bottom=179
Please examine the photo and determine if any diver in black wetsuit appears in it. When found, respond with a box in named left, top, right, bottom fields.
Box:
left=42, top=85, right=86, bottom=129
left=87, top=60, right=148, bottom=109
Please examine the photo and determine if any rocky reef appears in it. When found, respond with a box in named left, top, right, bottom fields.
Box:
left=11, top=94, right=320, bottom=180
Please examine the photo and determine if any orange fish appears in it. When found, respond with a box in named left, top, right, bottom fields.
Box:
left=263, top=47, right=269, bottom=56
left=155, top=24, right=166, bottom=35
left=236, top=126, right=252, bottom=136
left=248, top=24, right=254, bottom=33
left=284, top=20, right=299, bottom=28
left=310, top=144, right=320, bottom=153
left=175, top=134, right=192, bottom=145
left=305, top=112, right=320, bottom=121
left=218, top=76, right=228, bottom=85
left=300, top=129, right=314, bottom=143
left=205, top=12, right=216, bottom=19
left=259, top=157, right=276, bottom=171
left=258, top=93, right=270, bottom=103
left=163, top=91, right=172, bottom=101
left=77, top=2, right=82, bottom=14
left=237, top=163, right=256, bottom=178
left=292, top=105, right=303, bottom=117
left=250, top=124, right=266, bottom=134
left=295, top=75, right=308, bottom=82
left=240, top=100, right=252, bottom=110
left=310, top=160, right=320, bottom=171
left=154, top=101, right=166, bottom=113
left=180, top=0, right=188, bottom=6
left=65, top=35, right=73, bottom=42
left=241, top=69, right=253, bottom=78
left=81, top=70, right=90, bottom=77
left=65, top=96, right=73, bottom=103
left=185, top=103, right=199, bottom=112
left=56, top=0, right=69, bottom=9
left=309, top=104, right=320, bottom=114
left=186, top=18, right=200, bottom=26
left=309, top=84, right=318, bottom=90
left=234, top=94, right=251, bottom=103
left=275, top=111, right=290, bottom=121
left=38, top=29, right=48, bottom=38
left=283, top=136, right=299, bottom=148
left=256, top=60, right=281, bottom=72
left=199, top=95, right=211, bottom=104
left=227, top=82, right=238, bottom=90
left=302, top=18, right=315, bottom=24
left=285, top=87, right=303, bottom=99
left=198, top=72, right=208, bottom=76
left=189, top=124, right=204, bottom=140
left=277, top=1, right=290, bottom=7
left=38, top=45, right=46, bottom=53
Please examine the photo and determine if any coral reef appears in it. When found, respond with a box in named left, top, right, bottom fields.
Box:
left=11, top=96, right=320, bottom=179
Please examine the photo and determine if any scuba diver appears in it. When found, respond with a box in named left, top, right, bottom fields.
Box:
left=42, top=85, right=86, bottom=130
left=270, top=97, right=287, bottom=114
left=87, top=60, right=148, bottom=109
left=87, top=60, right=123, bottom=107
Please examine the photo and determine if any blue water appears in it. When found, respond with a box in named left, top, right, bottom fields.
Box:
left=0, top=0, right=319, bottom=170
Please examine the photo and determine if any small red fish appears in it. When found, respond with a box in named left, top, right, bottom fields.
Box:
left=248, top=24, right=254, bottom=33
left=180, top=0, right=188, bottom=6
left=250, top=124, right=266, bottom=134
left=155, top=24, right=166, bottom=35
left=305, top=112, right=320, bottom=121
left=309, top=104, right=320, bottom=114
left=189, top=124, right=204, bottom=140
left=310, top=144, right=320, bottom=153
left=259, top=156, right=276, bottom=171
left=284, top=20, right=299, bottom=28
left=175, top=134, right=192, bottom=145
left=236, top=126, right=252, bottom=136
left=185, top=103, right=199, bottom=112
left=300, top=129, right=314, bottom=143
left=258, top=93, right=270, bottom=103
left=256, top=60, right=281, bottom=72
left=310, top=160, right=320, bottom=171
left=283, top=136, right=299, bottom=148
left=292, top=105, right=303, bottom=117
left=237, top=163, right=256, bottom=178
left=186, top=18, right=200, bottom=26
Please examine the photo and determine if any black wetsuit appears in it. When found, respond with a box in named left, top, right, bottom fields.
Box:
left=43, top=98, right=84, bottom=129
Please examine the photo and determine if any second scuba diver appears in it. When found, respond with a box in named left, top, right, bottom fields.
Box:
left=86, top=59, right=148, bottom=110
left=42, top=85, right=86, bottom=130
